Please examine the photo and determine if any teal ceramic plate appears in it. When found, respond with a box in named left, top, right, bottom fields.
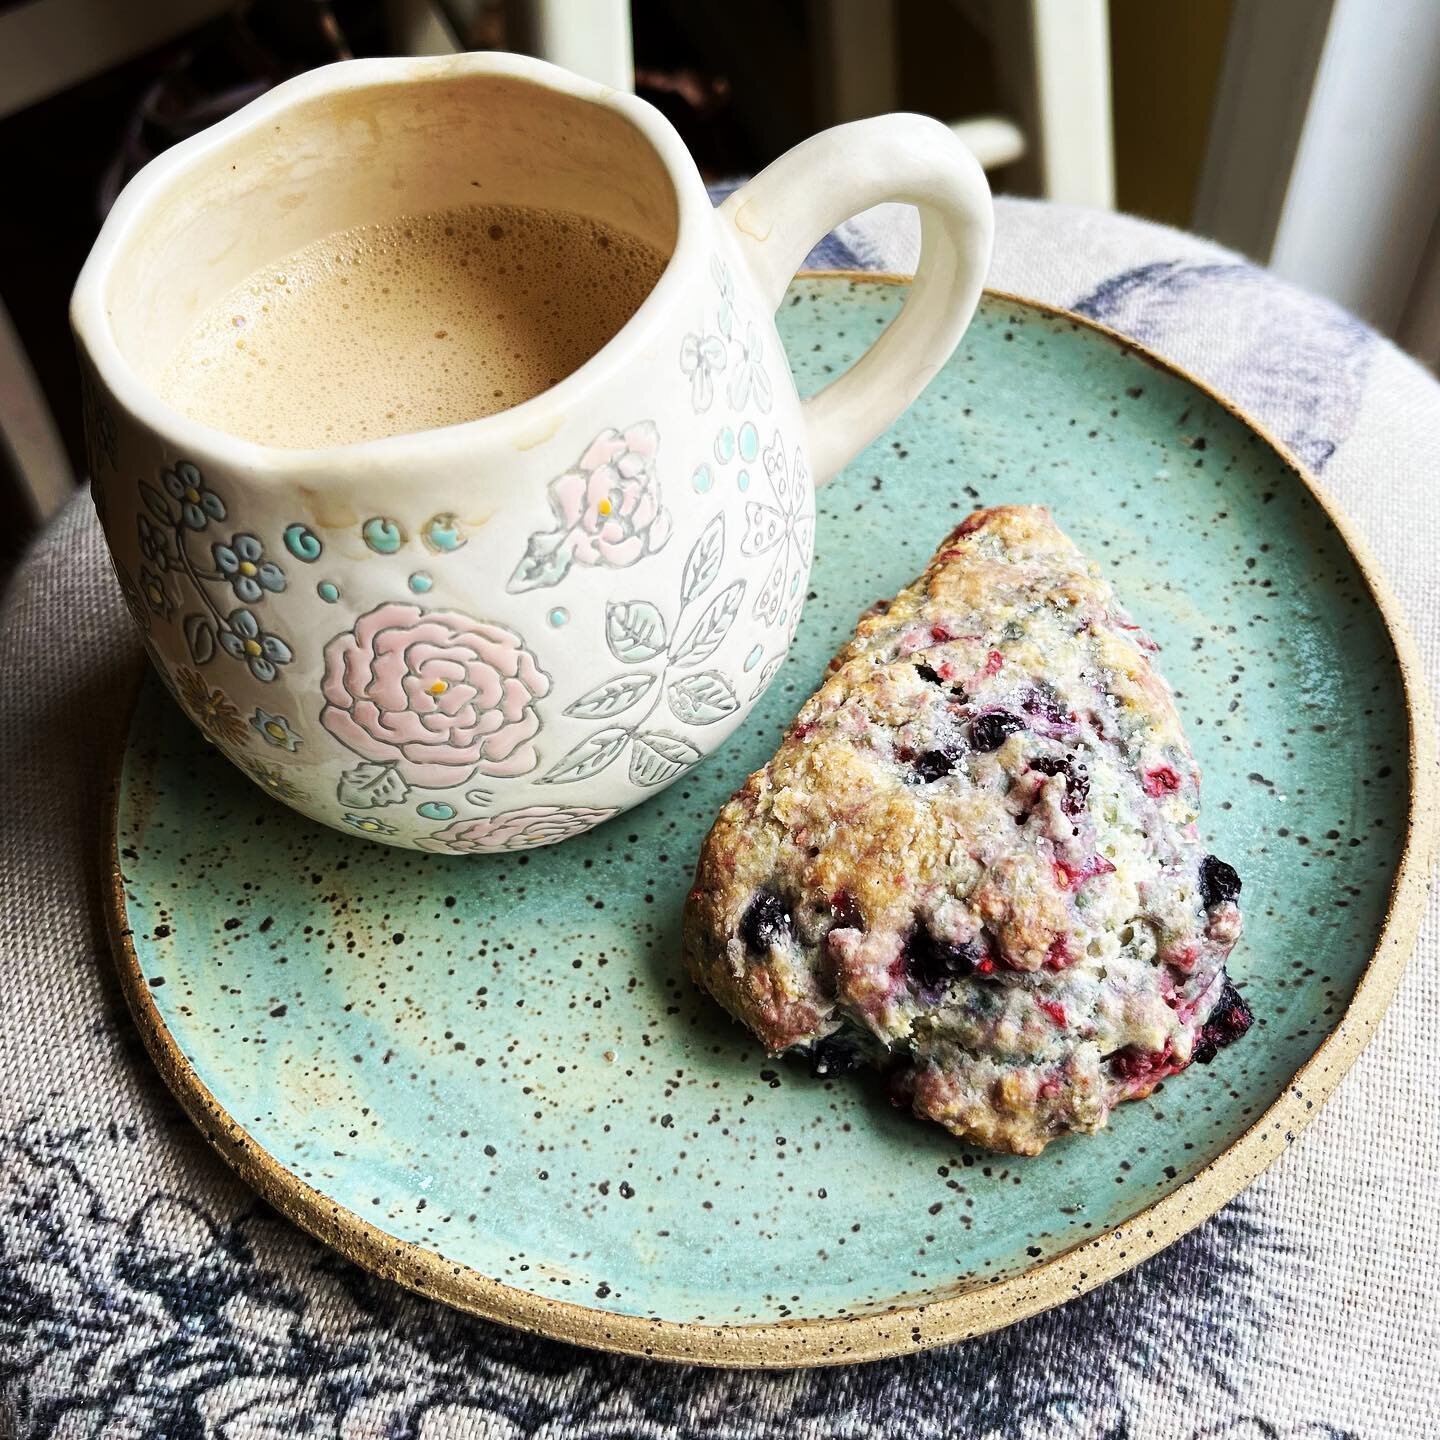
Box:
left=108, top=279, right=1434, bottom=1367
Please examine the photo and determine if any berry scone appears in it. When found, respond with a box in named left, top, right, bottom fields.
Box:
left=683, top=505, right=1253, bottom=1156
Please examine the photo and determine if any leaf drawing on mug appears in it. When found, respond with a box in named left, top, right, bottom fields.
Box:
left=666, top=671, right=739, bottom=725
left=680, top=511, right=725, bottom=604
left=539, top=727, right=632, bottom=786
left=629, top=730, right=700, bottom=787
left=670, top=581, right=743, bottom=667
left=183, top=613, right=215, bottom=665
left=337, top=760, right=411, bottom=811
left=605, top=600, right=668, bottom=663
left=748, top=650, right=787, bottom=702
left=507, top=422, right=673, bottom=592
left=540, top=511, right=747, bottom=786
left=564, top=672, right=657, bottom=721
left=711, top=254, right=735, bottom=339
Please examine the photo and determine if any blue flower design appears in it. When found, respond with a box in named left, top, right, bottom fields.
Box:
left=138, top=567, right=172, bottom=619
left=213, top=534, right=286, bottom=603
left=219, top=608, right=293, bottom=682
left=136, top=513, right=172, bottom=571
left=162, top=461, right=225, bottom=531
left=344, top=813, right=397, bottom=836
left=251, top=708, right=302, bottom=751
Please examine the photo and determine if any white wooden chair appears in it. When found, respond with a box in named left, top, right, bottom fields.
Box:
left=507, top=0, right=1116, bottom=207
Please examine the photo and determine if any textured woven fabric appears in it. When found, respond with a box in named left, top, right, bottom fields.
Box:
left=2, top=196, right=1437, bottom=1439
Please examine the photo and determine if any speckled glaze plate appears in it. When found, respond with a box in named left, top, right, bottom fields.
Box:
left=108, top=278, right=1435, bottom=1367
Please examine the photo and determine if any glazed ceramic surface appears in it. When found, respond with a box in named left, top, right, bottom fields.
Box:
left=73, top=53, right=992, bottom=850
left=110, top=283, right=1431, bottom=1366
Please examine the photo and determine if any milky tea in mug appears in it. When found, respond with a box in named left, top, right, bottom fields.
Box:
left=159, top=204, right=668, bottom=448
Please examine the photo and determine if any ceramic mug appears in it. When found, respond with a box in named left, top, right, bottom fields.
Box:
left=73, top=52, right=993, bottom=852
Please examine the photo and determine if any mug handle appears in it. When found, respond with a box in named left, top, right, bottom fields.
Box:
left=720, top=115, right=993, bottom=485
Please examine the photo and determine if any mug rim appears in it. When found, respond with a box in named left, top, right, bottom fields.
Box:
left=70, top=52, right=709, bottom=477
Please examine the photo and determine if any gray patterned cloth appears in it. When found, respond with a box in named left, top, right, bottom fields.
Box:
left=3, top=195, right=1438, bottom=1439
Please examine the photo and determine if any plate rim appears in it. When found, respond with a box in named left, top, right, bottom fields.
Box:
left=104, top=277, right=1439, bottom=1368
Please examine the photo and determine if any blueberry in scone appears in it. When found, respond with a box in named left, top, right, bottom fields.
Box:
left=683, top=505, right=1252, bottom=1156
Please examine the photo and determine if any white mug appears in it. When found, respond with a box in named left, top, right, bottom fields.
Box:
left=73, top=52, right=993, bottom=852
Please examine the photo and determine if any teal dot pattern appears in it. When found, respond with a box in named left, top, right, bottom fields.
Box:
left=283, top=524, right=322, bottom=562
left=422, top=514, right=466, bottom=553
left=362, top=517, right=405, bottom=554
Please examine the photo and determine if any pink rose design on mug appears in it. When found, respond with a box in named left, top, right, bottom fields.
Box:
left=321, top=604, right=550, bottom=806
left=419, top=804, right=618, bottom=854
left=509, top=421, right=673, bottom=591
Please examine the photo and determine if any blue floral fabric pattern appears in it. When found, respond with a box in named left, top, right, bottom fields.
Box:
left=1074, top=260, right=1375, bottom=472
left=0, top=1115, right=1326, bottom=1440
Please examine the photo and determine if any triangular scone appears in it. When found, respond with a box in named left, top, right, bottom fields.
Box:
left=683, top=505, right=1252, bottom=1156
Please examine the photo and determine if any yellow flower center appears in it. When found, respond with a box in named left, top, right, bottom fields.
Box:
left=185, top=486, right=200, bottom=503
left=238, top=560, right=258, bottom=577
left=264, top=721, right=286, bottom=741
left=597, top=498, right=613, bottom=517
left=243, top=638, right=262, bottom=657
left=357, top=818, right=380, bottom=831
left=427, top=680, right=448, bottom=696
